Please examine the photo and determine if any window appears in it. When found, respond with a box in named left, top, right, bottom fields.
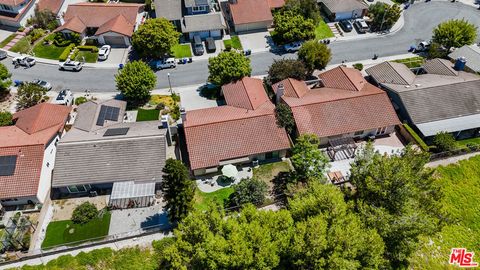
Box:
left=67, top=185, right=90, bottom=193
left=376, top=127, right=387, bottom=135
left=354, top=130, right=364, bottom=136
left=192, top=5, right=206, bottom=12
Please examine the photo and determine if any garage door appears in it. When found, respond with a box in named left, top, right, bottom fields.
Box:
left=335, top=11, right=353, bottom=21
left=103, top=36, right=127, bottom=47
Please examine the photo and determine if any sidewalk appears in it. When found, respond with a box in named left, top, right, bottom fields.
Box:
left=6, top=51, right=122, bottom=69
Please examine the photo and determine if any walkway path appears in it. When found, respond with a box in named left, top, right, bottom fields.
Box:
left=3, top=31, right=27, bottom=51
left=426, top=152, right=480, bottom=168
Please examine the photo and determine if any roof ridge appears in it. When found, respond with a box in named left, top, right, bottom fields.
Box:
left=387, top=61, right=411, bottom=85
left=186, top=107, right=274, bottom=128
left=338, top=66, right=360, bottom=91
left=287, top=89, right=384, bottom=108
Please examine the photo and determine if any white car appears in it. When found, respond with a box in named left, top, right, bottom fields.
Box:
left=12, top=56, right=36, bottom=67
left=153, top=58, right=176, bottom=70
left=32, top=79, right=52, bottom=91
left=53, top=89, right=74, bottom=106
left=284, top=41, right=303, bottom=53
left=98, top=45, right=111, bottom=61
left=59, top=60, right=83, bottom=71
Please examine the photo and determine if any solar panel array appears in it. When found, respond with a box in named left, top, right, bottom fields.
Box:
left=96, top=105, right=120, bottom=126
left=103, top=127, right=130, bottom=137
left=0, top=155, right=17, bottom=176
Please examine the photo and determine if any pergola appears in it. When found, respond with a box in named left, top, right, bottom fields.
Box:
left=109, top=181, right=156, bottom=209
left=327, top=137, right=358, bottom=161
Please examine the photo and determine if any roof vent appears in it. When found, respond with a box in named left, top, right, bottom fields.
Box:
left=404, top=85, right=410, bottom=88
left=415, top=84, right=421, bottom=87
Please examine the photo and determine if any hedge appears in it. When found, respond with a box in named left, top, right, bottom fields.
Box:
left=77, top=45, right=99, bottom=53
left=403, top=123, right=429, bottom=152
left=59, top=44, right=76, bottom=62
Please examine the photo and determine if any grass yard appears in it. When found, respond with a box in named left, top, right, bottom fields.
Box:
left=171, top=44, right=192, bottom=58
left=0, top=228, right=4, bottom=249
left=32, top=42, right=66, bottom=60
left=194, top=187, right=234, bottom=211
left=148, top=95, right=176, bottom=108
left=75, top=50, right=98, bottom=63
left=253, top=161, right=291, bottom=190
left=456, top=137, right=480, bottom=148
left=0, top=33, right=16, bottom=48
left=410, top=156, right=480, bottom=268
left=392, top=56, right=425, bottom=68
left=315, top=20, right=334, bottom=40
left=41, top=212, right=111, bottom=249
left=223, top=36, right=242, bottom=50
left=9, top=36, right=31, bottom=54
left=136, top=108, right=160, bottom=121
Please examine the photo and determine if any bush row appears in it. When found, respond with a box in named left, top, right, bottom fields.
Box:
left=77, top=45, right=99, bottom=53
left=403, top=123, right=429, bottom=152
left=58, top=44, right=76, bottom=62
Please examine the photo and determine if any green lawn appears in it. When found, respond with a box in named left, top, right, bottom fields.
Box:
left=32, top=42, right=66, bottom=60
left=75, top=50, right=98, bottom=63
left=410, top=156, right=480, bottom=268
left=223, top=36, right=242, bottom=50
left=9, top=36, right=31, bottom=54
left=392, top=57, right=425, bottom=68
left=194, top=187, right=234, bottom=211
left=0, top=228, right=4, bottom=249
left=148, top=95, right=176, bottom=108
left=41, top=212, right=111, bottom=249
left=171, top=44, right=192, bottom=58
left=315, top=20, right=334, bottom=40
left=136, top=109, right=160, bottom=121
left=253, top=161, right=291, bottom=187
left=0, top=33, right=16, bottom=48
left=456, top=137, right=480, bottom=148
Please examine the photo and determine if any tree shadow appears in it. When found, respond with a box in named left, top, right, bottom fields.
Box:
left=140, top=212, right=171, bottom=230
left=272, top=171, right=293, bottom=206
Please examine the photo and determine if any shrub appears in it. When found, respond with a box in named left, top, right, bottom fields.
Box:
left=353, top=63, right=364, bottom=71
left=229, top=178, right=268, bottom=207
left=28, top=28, right=45, bottom=44
left=155, top=102, right=166, bottom=110
left=71, top=48, right=79, bottom=60
left=17, top=26, right=25, bottom=32
left=0, top=111, right=13, bottom=126
left=54, top=32, right=81, bottom=47
left=433, top=131, right=457, bottom=152
left=171, top=104, right=180, bottom=121
left=171, top=92, right=180, bottom=103
left=225, top=43, right=232, bottom=51
left=403, top=123, right=429, bottom=152
left=75, top=96, right=88, bottom=105
left=77, top=45, right=99, bottom=53
left=71, top=202, right=99, bottom=224
left=59, top=44, right=76, bottom=62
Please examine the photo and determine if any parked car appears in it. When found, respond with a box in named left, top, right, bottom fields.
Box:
left=98, top=45, right=111, bottom=61
left=0, top=50, right=7, bottom=60
left=12, top=56, right=36, bottom=67
left=32, top=79, right=52, bottom=91
left=354, top=19, right=369, bottom=34
left=151, top=58, right=176, bottom=70
left=339, top=20, right=353, bottom=32
left=59, top=60, right=83, bottom=71
left=415, top=40, right=431, bottom=52
left=284, top=41, right=303, bottom=53
left=205, top=37, right=216, bottom=53
left=53, top=89, right=74, bottom=106
left=193, top=35, right=204, bottom=56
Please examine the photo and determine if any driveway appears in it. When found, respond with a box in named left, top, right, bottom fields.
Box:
left=100, top=47, right=130, bottom=66
left=238, top=31, right=271, bottom=53
left=108, top=203, right=170, bottom=236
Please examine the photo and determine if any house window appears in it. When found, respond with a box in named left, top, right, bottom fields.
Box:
left=0, top=4, right=13, bottom=11
left=354, top=130, right=364, bottom=136
left=67, top=185, right=90, bottom=193
left=375, top=127, right=387, bottom=135
left=192, top=5, right=206, bottom=12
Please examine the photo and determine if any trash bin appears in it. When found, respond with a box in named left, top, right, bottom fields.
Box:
left=119, top=64, right=124, bottom=69
left=14, top=80, right=22, bottom=86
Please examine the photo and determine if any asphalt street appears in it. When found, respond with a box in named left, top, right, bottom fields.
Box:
left=3, top=1, right=480, bottom=93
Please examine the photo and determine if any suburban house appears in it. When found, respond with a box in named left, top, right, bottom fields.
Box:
left=226, top=0, right=274, bottom=33
left=181, top=12, right=226, bottom=40
left=154, top=0, right=183, bottom=28
left=0, top=103, right=71, bottom=207
left=272, top=66, right=400, bottom=146
left=366, top=58, right=480, bottom=141
left=36, top=0, right=65, bottom=16
left=317, top=0, right=368, bottom=21
left=183, top=77, right=291, bottom=176
left=51, top=99, right=168, bottom=208
left=449, top=44, right=480, bottom=73
left=56, top=3, right=145, bottom=47
left=0, top=0, right=36, bottom=27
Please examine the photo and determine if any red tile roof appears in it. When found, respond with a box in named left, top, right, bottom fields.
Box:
left=37, top=0, right=64, bottom=14
left=319, top=66, right=367, bottom=91
left=229, top=0, right=273, bottom=25
left=13, top=103, right=71, bottom=135
left=268, top=0, right=285, bottom=9
left=56, top=16, right=86, bottom=33
left=0, top=0, right=23, bottom=7
left=95, top=14, right=134, bottom=36
left=0, top=145, right=45, bottom=199
left=222, top=77, right=269, bottom=110
left=272, top=78, right=309, bottom=98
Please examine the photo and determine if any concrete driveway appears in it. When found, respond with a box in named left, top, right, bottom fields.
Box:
left=100, top=47, right=130, bottom=66
left=238, top=31, right=271, bottom=53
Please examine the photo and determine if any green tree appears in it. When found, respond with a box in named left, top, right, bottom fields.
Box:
left=285, top=0, right=321, bottom=24
left=274, top=103, right=295, bottom=134
left=0, top=111, right=12, bottom=126
left=266, top=59, right=307, bottom=86
left=71, top=202, right=98, bottom=224
left=290, top=134, right=330, bottom=182
left=433, top=131, right=457, bottom=152
left=368, top=3, right=401, bottom=32
left=347, top=143, right=442, bottom=268
left=427, top=42, right=448, bottom=59
left=16, top=82, right=47, bottom=110
left=273, top=10, right=315, bottom=44
left=0, top=62, right=12, bottom=96
left=30, top=7, right=58, bottom=30
left=229, top=178, right=268, bottom=207
left=208, top=51, right=251, bottom=86
left=132, top=18, right=181, bottom=58
left=115, top=60, right=156, bottom=106
left=287, top=182, right=386, bottom=269
left=298, top=40, right=331, bottom=74
left=432, top=19, right=478, bottom=51
left=161, top=159, right=195, bottom=223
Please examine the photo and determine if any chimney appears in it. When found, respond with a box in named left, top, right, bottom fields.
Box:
left=160, top=115, right=172, bottom=146
left=454, top=56, right=467, bottom=71
left=276, top=83, right=284, bottom=104
left=180, top=107, right=186, bottom=123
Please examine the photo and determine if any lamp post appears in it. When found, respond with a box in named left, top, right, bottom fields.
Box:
left=167, top=73, right=172, bottom=93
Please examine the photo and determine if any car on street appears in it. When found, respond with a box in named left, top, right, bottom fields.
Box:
left=12, top=56, right=36, bottom=67
left=59, top=60, right=83, bottom=71
left=205, top=37, right=216, bottom=53
left=0, top=50, right=7, bottom=60
left=339, top=20, right=353, bottom=32
left=193, top=35, right=204, bottom=56
left=53, top=89, right=74, bottom=106
left=415, top=40, right=431, bottom=52
left=354, top=19, right=369, bottom=33
left=98, top=45, right=111, bottom=61
left=151, top=58, right=176, bottom=70
left=32, top=79, right=52, bottom=91
left=284, top=41, right=303, bottom=53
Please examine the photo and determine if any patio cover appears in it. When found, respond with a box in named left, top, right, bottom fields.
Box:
left=109, top=181, right=155, bottom=208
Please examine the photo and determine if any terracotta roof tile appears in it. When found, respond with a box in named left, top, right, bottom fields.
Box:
left=272, top=78, right=309, bottom=98
left=56, top=16, right=86, bottom=33
left=222, top=77, right=269, bottom=110
left=320, top=66, right=367, bottom=91
left=268, top=0, right=285, bottom=8
left=0, top=0, right=23, bottom=7
left=229, top=0, right=273, bottom=25
left=95, top=14, right=134, bottom=37
left=0, top=145, right=44, bottom=199
left=13, top=103, right=71, bottom=135
left=37, top=0, right=64, bottom=14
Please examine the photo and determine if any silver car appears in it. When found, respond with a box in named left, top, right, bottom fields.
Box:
left=59, top=60, right=83, bottom=71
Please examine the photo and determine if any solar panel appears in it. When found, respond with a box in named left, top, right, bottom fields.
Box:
left=0, top=155, right=17, bottom=176
left=96, top=105, right=120, bottom=126
left=103, top=127, right=130, bottom=137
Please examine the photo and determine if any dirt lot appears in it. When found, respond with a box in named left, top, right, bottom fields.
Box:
left=0, top=92, right=16, bottom=113
left=51, top=196, right=108, bottom=221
